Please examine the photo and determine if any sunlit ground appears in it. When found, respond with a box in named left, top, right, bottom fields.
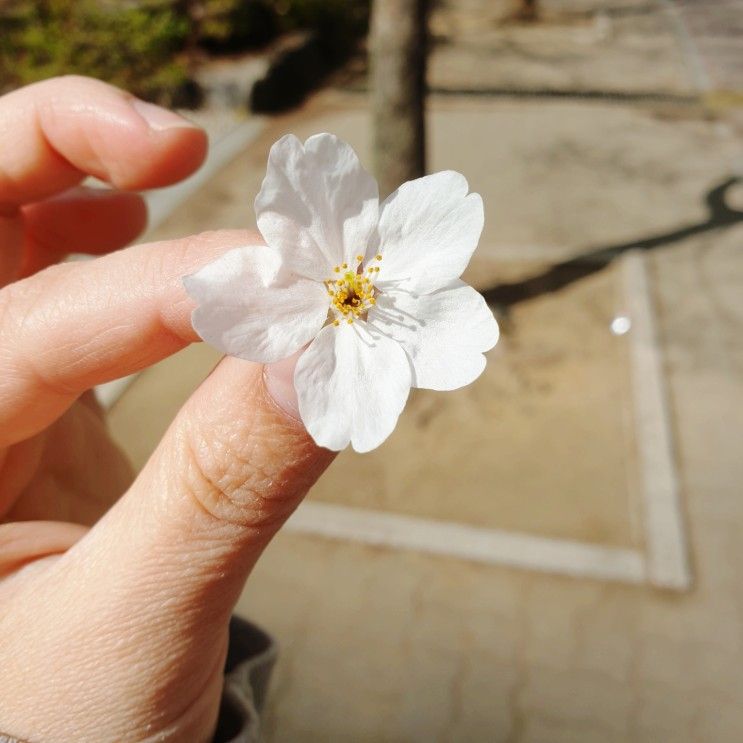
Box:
left=108, top=0, right=743, bottom=738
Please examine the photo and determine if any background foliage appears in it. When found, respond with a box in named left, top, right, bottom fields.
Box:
left=0, top=1, right=191, bottom=104
left=0, top=0, right=369, bottom=105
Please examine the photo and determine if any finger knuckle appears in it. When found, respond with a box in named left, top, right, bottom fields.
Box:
left=178, top=415, right=302, bottom=533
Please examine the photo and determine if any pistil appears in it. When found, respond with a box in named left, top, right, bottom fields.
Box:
left=325, top=254, right=383, bottom=325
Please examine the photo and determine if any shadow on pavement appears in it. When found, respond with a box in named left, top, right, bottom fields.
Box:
left=483, top=176, right=743, bottom=310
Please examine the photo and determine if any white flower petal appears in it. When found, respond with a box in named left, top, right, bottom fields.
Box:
left=295, top=322, right=412, bottom=452
left=184, top=245, right=329, bottom=364
left=255, top=133, right=379, bottom=280
left=372, top=171, right=484, bottom=294
left=368, top=280, right=498, bottom=391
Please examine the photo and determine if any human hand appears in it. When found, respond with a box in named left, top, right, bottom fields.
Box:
left=0, top=76, right=334, bottom=742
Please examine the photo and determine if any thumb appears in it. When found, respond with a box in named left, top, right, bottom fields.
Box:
left=0, top=352, right=334, bottom=743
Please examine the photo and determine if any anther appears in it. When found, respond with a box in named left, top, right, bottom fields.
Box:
left=376, top=254, right=382, bottom=261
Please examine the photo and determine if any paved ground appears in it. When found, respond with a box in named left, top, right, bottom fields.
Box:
left=108, top=1, right=743, bottom=740
left=427, top=0, right=694, bottom=96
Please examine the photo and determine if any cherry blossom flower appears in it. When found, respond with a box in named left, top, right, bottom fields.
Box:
left=184, top=133, right=498, bottom=452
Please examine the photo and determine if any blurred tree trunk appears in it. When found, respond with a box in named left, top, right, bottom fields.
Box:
left=515, top=0, right=538, bottom=22
left=370, top=0, right=428, bottom=198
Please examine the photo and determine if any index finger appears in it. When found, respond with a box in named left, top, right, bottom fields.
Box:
left=0, top=76, right=208, bottom=211
left=0, top=230, right=257, bottom=446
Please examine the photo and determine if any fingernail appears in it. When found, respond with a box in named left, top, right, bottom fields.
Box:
left=131, top=98, right=199, bottom=132
left=263, top=351, right=302, bottom=422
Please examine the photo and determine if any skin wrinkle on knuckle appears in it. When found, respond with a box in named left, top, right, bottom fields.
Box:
left=178, top=414, right=304, bottom=533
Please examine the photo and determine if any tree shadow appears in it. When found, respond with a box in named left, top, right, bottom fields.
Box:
left=482, top=177, right=743, bottom=311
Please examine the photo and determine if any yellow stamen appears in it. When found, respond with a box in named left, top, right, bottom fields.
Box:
left=325, top=254, right=380, bottom=326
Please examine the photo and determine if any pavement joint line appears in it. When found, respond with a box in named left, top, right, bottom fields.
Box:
left=285, top=502, right=647, bottom=584
left=623, top=250, right=692, bottom=590
left=285, top=255, right=690, bottom=591
left=99, top=249, right=691, bottom=590
left=657, top=0, right=713, bottom=94
left=336, top=84, right=700, bottom=105
left=95, top=128, right=689, bottom=592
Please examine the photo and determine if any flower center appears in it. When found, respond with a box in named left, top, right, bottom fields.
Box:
left=325, top=254, right=382, bottom=325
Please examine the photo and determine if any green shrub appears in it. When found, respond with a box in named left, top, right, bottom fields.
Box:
left=0, top=0, right=191, bottom=104
left=0, top=0, right=370, bottom=105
